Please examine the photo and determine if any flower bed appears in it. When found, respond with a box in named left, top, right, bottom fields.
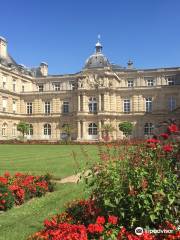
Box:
left=28, top=201, right=179, bottom=239
left=0, top=172, right=54, bottom=211
left=27, top=120, right=179, bottom=239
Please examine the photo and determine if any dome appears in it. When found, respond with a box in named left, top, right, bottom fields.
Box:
left=84, top=39, right=110, bottom=69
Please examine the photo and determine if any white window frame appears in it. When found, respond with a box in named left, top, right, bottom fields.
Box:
left=2, top=123, right=7, bottom=136
left=144, top=123, right=153, bottom=135
left=44, top=124, right=51, bottom=136
left=27, top=102, right=33, bottom=115
left=168, top=96, right=176, bottom=111
left=145, top=97, right=152, bottom=112
left=2, top=98, right=7, bottom=112
left=127, top=79, right=134, bottom=88
left=63, top=101, right=69, bottom=113
left=88, top=123, right=98, bottom=135
left=89, top=97, right=97, bottom=113
left=44, top=102, right=51, bottom=115
left=123, top=99, right=131, bottom=113
left=13, top=100, right=17, bottom=113
left=166, top=76, right=175, bottom=86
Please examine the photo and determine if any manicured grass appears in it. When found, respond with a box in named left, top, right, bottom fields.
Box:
left=0, top=182, right=87, bottom=240
left=0, top=144, right=99, bottom=178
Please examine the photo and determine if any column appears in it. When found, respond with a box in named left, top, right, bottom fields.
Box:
left=78, top=95, right=80, bottom=112
left=82, top=121, right=86, bottom=140
left=98, top=120, right=102, bottom=140
left=99, top=94, right=101, bottom=111
left=77, top=120, right=81, bottom=140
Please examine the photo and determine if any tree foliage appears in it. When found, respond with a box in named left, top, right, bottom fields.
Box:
left=17, top=122, right=29, bottom=138
left=119, top=122, right=133, bottom=137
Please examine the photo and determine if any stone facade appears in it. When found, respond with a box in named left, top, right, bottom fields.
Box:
left=0, top=36, right=180, bottom=141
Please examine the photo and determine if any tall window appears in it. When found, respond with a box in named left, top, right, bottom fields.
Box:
left=12, top=124, right=17, bottom=137
left=146, top=79, right=155, bottom=86
left=144, top=123, right=153, bottom=135
left=13, top=100, right=16, bottom=113
left=38, top=84, right=44, bottom=92
left=44, top=102, right=50, bottom=115
left=101, top=94, right=104, bottom=111
left=88, top=123, right=98, bottom=135
left=63, top=101, right=69, bottom=113
left=22, top=85, right=25, bottom=92
left=2, top=123, right=7, bottom=136
left=168, top=97, right=176, bottom=111
left=89, top=97, right=97, bottom=113
left=70, top=81, right=75, bottom=90
left=27, top=102, right=32, bottom=115
left=123, top=99, right=130, bottom=113
left=166, top=76, right=175, bottom=86
left=28, top=124, right=33, bottom=135
left=13, top=80, right=16, bottom=91
left=54, top=83, right=60, bottom=91
left=145, top=97, right=152, bottom=112
left=2, top=98, right=7, bottom=112
left=127, top=79, right=134, bottom=88
left=44, top=124, right=51, bottom=136
left=2, top=75, right=6, bottom=89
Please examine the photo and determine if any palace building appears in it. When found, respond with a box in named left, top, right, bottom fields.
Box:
left=0, top=36, right=180, bottom=141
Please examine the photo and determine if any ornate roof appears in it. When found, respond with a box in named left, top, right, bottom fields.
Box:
left=84, top=39, right=110, bottom=69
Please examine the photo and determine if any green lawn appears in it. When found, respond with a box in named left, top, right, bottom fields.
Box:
left=0, top=144, right=99, bottom=178
left=0, top=183, right=87, bottom=240
left=0, top=144, right=99, bottom=239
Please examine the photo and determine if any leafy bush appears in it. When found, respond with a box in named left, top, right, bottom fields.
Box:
left=65, top=199, right=101, bottom=226
left=0, top=172, right=55, bottom=210
left=119, top=121, right=133, bottom=137
left=87, top=125, right=180, bottom=230
left=0, top=183, right=14, bottom=211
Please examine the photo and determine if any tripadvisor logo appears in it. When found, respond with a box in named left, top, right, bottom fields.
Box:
left=135, top=227, right=144, bottom=235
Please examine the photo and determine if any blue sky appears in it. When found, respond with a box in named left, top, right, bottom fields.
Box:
left=1, top=0, right=180, bottom=74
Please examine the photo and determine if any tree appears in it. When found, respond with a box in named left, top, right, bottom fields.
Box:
left=61, top=124, right=73, bottom=143
left=17, top=122, right=29, bottom=140
left=119, top=122, right=133, bottom=138
left=101, top=123, right=116, bottom=142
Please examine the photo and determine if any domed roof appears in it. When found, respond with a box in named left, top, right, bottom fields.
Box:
left=84, top=39, right=110, bottom=69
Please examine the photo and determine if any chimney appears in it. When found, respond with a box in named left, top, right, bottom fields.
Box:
left=40, top=62, right=48, bottom=76
left=0, top=36, right=7, bottom=58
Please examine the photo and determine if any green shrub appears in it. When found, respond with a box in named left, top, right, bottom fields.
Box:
left=87, top=144, right=179, bottom=230
left=0, top=183, right=14, bottom=211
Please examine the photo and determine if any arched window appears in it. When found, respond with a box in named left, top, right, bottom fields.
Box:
left=144, top=123, right=153, bottom=135
left=2, top=123, right=7, bottom=136
left=12, top=123, right=17, bottom=136
left=44, top=124, right=51, bottom=136
left=28, top=124, right=33, bottom=135
left=89, top=97, right=97, bottom=113
left=88, top=123, right=97, bottom=135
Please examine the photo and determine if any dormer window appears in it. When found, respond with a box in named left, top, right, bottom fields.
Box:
left=53, top=83, right=60, bottom=91
left=38, top=84, right=44, bottom=92
left=127, top=79, right=134, bottom=88
left=166, top=76, right=175, bottom=86
left=145, top=77, right=155, bottom=86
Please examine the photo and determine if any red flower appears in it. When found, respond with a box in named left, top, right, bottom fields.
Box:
left=160, top=133, right=169, bottom=140
left=96, top=216, right=105, bottom=225
left=163, top=144, right=173, bottom=152
left=87, top=223, right=104, bottom=234
left=4, top=172, right=10, bottom=178
left=146, top=138, right=160, bottom=144
left=108, top=215, right=118, bottom=225
left=1, top=199, right=6, bottom=204
left=0, top=177, right=8, bottom=185
left=168, top=124, right=178, bottom=133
